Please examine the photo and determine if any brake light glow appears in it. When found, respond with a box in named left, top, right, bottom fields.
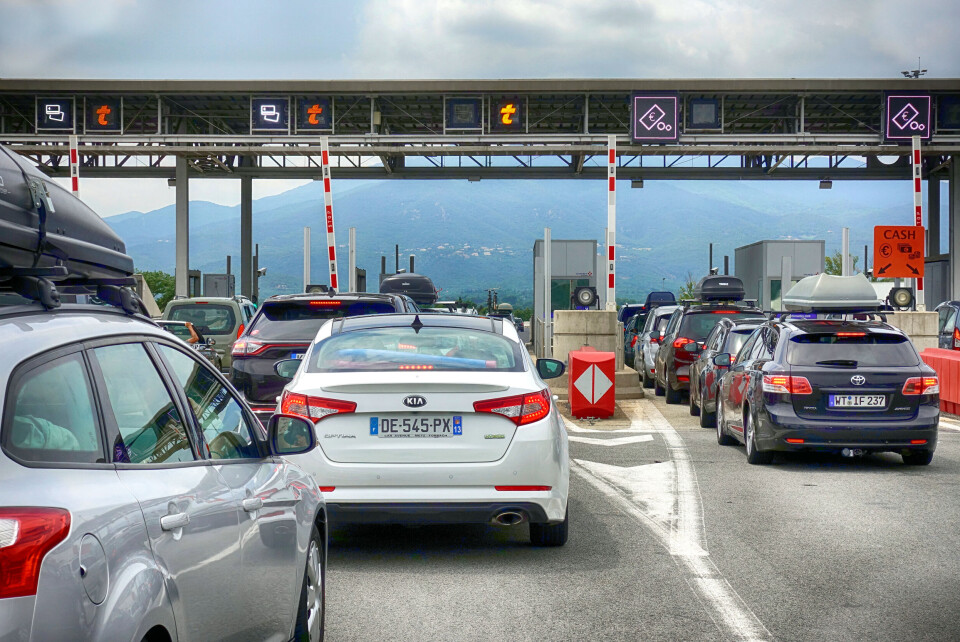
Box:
left=495, top=486, right=552, bottom=491
left=910, top=439, right=928, bottom=445
left=786, top=438, right=805, bottom=444
left=673, top=337, right=695, bottom=349
left=236, top=324, right=245, bottom=340
left=711, top=310, right=738, bottom=314
left=474, top=389, right=551, bottom=426
left=650, top=335, right=662, bottom=344
left=630, top=336, right=639, bottom=348
left=309, top=300, right=341, bottom=307
left=762, top=375, right=813, bottom=395
left=280, top=390, right=357, bottom=423
left=902, top=376, right=939, bottom=395
left=0, top=507, right=70, bottom=599
left=318, top=486, right=336, bottom=492
left=954, top=327, right=960, bottom=350
left=398, top=364, right=434, bottom=370
left=836, top=332, right=866, bottom=338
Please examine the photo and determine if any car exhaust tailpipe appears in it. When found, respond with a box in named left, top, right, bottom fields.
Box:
left=492, top=511, right=526, bottom=526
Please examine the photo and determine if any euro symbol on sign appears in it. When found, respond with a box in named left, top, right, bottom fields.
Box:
left=96, top=105, right=111, bottom=126
left=307, top=104, right=323, bottom=125
left=500, top=103, right=517, bottom=125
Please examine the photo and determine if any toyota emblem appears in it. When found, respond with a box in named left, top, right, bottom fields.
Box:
left=403, top=395, right=427, bottom=408
left=851, top=375, right=866, bottom=386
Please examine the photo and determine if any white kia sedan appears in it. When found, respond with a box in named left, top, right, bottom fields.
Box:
left=275, top=313, right=570, bottom=546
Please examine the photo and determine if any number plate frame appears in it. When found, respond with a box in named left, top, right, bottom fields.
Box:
left=828, top=394, right=886, bottom=408
left=370, top=415, right=464, bottom=438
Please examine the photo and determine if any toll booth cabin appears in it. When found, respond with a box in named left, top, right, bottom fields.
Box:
left=532, top=239, right=601, bottom=350
left=735, top=240, right=825, bottom=310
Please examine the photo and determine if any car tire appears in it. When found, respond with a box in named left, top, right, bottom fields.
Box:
left=744, top=410, right=774, bottom=465
left=665, top=382, right=682, bottom=404
left=530, top=508, right=568, bottom=547
left=294, top=524, right=325, bottom=642
left=641, top=364, right=655, bottom=389
left=902, top=449, right=934, bottom=466
left=654, top=373, right=665, bottom=396
left=689, top=381, right=700, bottom=416
left=699, top=386, right=716, bottom=428
left=716, top=401, right=735, bottom=445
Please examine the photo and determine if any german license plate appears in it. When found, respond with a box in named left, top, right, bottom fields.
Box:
left=290, top=353, right=305, bottom=360
left=370, top=416, right=463, bottom=438
left=828, top=394, right=885, bottom=408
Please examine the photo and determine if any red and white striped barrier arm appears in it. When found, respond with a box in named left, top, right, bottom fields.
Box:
left=320, top=137, right=340, bottom=292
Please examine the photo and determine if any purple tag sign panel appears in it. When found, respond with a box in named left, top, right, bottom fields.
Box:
left=631, top=94, right=679, bottom=142
left=885, top=94, right=931, bottom=141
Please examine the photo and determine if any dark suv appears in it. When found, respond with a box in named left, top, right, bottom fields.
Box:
left=231, top=292, right=419, bottom=422
left=655, top=302, right=765, bottom=404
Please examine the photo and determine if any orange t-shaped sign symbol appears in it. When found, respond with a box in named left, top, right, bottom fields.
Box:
left=96, top=105, right=111, bottom=126
left=307, top=104, right=323, bottom=125
left=500, top=103, right=517, bottom=125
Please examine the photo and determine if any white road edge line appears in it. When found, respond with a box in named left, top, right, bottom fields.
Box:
left=567, top=434, right=654, bottom=447
left=572, top=398, right=773, bottom=642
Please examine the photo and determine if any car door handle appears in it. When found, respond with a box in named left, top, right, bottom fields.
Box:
left=160, top=512, right=190, bottom=531
left=242, top=497, right=264, bottom=512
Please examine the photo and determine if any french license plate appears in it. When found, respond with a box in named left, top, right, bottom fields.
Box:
left=370, top=416, right=463, bottom=438
left=828, top=394, right=885, bottom=408
left=290, top=353, right=305, bottom=360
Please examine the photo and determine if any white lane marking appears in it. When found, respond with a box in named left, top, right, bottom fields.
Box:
left=568, top=434, right=654, bottom=447
left=572, top=398, right=772, bottom=642
left=562, top=416, right=652, bottom=434
left=938, top=418, right=960, bottom=432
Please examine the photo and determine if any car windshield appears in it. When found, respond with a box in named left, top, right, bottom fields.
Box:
left=787, top=332, right=919, bottom=367
left=247, top=300, right=397, bottom=341
left=308, top=327, right=524, bottom=372
left=168, top=304, right=235, bottom=335
left=679, top=311, right=765, bottom=341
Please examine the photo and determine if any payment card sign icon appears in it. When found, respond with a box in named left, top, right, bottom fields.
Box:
left=251, top=97, right=289, bottom=132
left=885, top=94, right=931, bottom=141
left=37, top=98, right=74, bottom=131
left=632, top=94, right=679, bottom=142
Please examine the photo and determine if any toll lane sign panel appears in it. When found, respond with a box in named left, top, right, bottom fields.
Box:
left=631, top=93, right=678, bottom=142
left=874, top=226, right=924, bottom=278
left=885, top=94, right=931, bottom=142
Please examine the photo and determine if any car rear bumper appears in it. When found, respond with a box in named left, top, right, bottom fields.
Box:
left=327, top=500, right=557, bottom=525
left=758, top=406, right=939, bottom=453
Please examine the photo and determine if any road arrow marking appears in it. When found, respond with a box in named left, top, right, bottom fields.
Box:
left=572, top=398, right=772, bottom=641
left=568, top=434, right=654, bottom=447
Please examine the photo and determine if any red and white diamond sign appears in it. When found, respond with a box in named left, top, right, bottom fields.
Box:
left=574, top=364, right=613, bottom=404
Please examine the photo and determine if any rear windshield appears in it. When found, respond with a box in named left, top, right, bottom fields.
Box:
left=619, top=306, right=643, bottom=322
left=161, top=323, right=195, bottom=341
left=723, top=328, right=757, bottom=355
left=308, top=327, right=524, bottom=372
left=679, top=311, right=764, bottom=341
left=168, top=304, right=236, bottom=335
left=787, top=333, right=919, bottom=367
left=248, top=300, right=397, bottom=341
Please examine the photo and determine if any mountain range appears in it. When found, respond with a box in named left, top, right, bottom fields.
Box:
left=105, top=178, right=927, bottom=309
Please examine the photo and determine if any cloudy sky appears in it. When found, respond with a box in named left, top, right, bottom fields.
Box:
left=1, top=0, right=957, bottom=215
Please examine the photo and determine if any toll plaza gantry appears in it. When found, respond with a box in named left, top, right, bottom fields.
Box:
left=1, top=78, right=959, bottom=301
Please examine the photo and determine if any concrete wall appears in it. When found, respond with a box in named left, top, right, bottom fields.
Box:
left=887, top=311, right=938, bottom=352
left=553, top=310, right=623, bottom=369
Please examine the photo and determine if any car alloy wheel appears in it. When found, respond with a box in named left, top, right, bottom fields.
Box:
left=295, top=525, right=325, bottom=641
left=716, top=399, right=734, bottom=445
left=744, top=411, right=773, bottom=465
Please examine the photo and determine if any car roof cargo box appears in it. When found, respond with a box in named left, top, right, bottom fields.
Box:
left=644, top=291, right=676, bottom=306
left=694, top=275, right=744, bottom=302
left=378, top=272, right=438, bottom=305
left=782, top=273, right=882, bottom=312
left=0, top=144, right=133, bottom=283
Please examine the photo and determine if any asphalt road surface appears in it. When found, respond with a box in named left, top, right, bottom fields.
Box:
left=324, top=393, right=960, bottom=641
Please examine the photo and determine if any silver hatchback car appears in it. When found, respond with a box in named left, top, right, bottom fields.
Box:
left=0, top=303, right=327, bottom=641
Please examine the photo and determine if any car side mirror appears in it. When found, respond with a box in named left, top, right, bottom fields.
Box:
left=682, top=342, right=701, bottom=353
left=268, top=414, right=316, bottom=456
left=713, top=353, right=732, bottom=368
left=536, top=358, right=565, bottom=380
left=206, top=338, right=216, bottom=346
left=274, top=358, right=302, bottom=380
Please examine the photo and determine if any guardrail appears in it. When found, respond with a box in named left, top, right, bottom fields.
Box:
left=920, top=348, right=960, bottom=415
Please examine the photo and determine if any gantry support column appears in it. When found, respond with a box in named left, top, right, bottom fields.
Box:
left=950, top=157, right=960, bottom=300
left=174, top=156, right=190, bottom=297
left=929, top=176, right=941, bottom=257
left=240, top=175, right=253, bottom=299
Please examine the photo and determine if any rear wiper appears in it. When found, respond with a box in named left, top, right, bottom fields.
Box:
left=815, top=359, right=858, bottom=368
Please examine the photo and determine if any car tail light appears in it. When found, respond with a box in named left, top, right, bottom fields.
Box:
left=902, top=376, right=939, bottom=395
left=910, top=439, right=928, bottom=445
left=236, top=324, right=245, bottom=339
left=232, top=339, right=265, bottom=356
left=953, top=327, right=960, bottom=350
left=673, top=337, right=695, bottom=349
left=318, top=486, right=336, bottom=493
left=650, top=335, right=662, bottom=345
left=280, top=390, right=357, bottom=423
left=0, top=507, right=70, bottom=599
left=786, top=438, right=805, bottom=444
left=762, top=375, right=813, bottom=395
left=474, top=389, right=551, bottom=426
left=309, top=300, right=341, bottom=307
left=835, top=332, right=866, bottom=338
left=711, top=310, right=738, bottom=314
left=630, top=336, right=639, bottom=348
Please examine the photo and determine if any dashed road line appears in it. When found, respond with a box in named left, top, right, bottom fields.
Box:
left=572, top=398, right=772, bottom=642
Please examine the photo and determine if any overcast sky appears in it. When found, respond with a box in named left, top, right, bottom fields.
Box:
left=2, top=0, right=957, bottom=215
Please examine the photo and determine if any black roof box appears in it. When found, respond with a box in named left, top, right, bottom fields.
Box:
left=694, top=275, right=745, bottom=302
left=0, top=144, right=133, bottom=282
left=378, top=272, right=438, bottom=305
